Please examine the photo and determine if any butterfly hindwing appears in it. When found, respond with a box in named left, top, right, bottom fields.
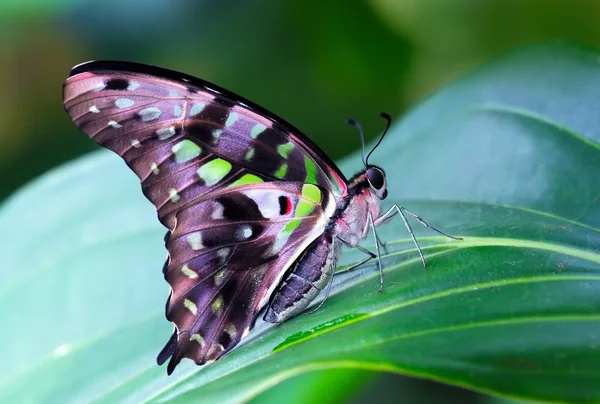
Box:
left=160, top=182, right=333, bottom=372
left=62, top=61, right=347, bottom=373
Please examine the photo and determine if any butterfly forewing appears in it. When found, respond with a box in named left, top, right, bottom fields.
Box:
left=63, top=67, right=346, bottom=215
left=63, top=61, right=345, bottom=373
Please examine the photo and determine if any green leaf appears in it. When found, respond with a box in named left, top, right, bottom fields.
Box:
left=1, top=43, right=599, bottom=403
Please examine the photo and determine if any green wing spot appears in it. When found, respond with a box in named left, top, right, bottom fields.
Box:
left=283, top=218, right=301, bottom=234
left=181, top=265, right=197, bottom=279
left=172, top=139, right=201, bottom=163
left=302, top=184, right=322, bottom=204
left=295, top=199, right=315, bottom=217
left=304, top=157, right=317, bottom=184
left=190, top=333, right=205, bottom=347
left=184, top=298, right=198, bottom=315
left=197, top=158, right=232, bottom=186
left=277, top=142, right=295, bottom=159
left=275, top=163, right=288, bottom=179
left=214, top=269, right=227, bottom=286
left=250, top=123, right=266, bottom=138
left=231, top=174, right=263, bottom=186
left=212, top=295, right=224, bottom=315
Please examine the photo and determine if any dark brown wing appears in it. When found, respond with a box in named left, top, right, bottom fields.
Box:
left=157, top=182, right=333, bottom=373
left=62, top=61, right=343, bottom=374
left=63, top=62, right=346, bottom=229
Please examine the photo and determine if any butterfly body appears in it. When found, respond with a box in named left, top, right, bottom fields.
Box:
left=265, top=169, right=384, bottom=323
left=63, top=61, right=459, bottom=375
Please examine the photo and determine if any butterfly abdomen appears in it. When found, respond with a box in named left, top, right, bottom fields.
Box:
left=264, top=235, right=341, bottom=323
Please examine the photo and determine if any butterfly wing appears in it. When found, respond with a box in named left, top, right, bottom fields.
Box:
left=63, top=61, right=346, bottom=227
left=63, top=61, right=344, bottom=373
left=158, top=181, right=332, bottom=373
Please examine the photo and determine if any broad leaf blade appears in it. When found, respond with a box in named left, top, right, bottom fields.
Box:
left=1, top=43, right=599, bottom=403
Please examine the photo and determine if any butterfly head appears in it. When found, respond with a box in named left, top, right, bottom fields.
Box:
left=365, top=165, right=387, bottom=200
left=347, top=112, right=392, bottom=201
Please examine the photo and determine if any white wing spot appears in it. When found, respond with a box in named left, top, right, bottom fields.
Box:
left=190, top=103, right=205, bottom=116
left=242, top=190, right=281, bottom=219
left=115, top=98, right=134, bottom=108
left=225, top=323, right=237, bottom=338
left=238, top=225, right=253, bottom=240
left=93, top=82, right=106, bottom=91
left=217, top=247, right=230, bottom=264
left=241, top=327, right=251, bottom=339
left=186, top=232, right=203, bottom=250
left=225, top=112, right=239, bottom=127
left=212, top=129, right=223, bottom=143
left=250, top=123, right=266, bottom=139
left=89, top=105, right=100, bottom=113
left=211, top=201, right=224, bottom=220
left=168, top=188, right=180, bottom=202
left=157, top=126, right=176, bottom=140
left=138, top=107, right=162, bottom=121
left=173, top=104, right=182, bottom=117
left=151, top=162, right=160, bottom=175
left=127, top=81, right=140, bottom=91
left=108, top=120, right=122, bottom=128
left=130, top=139, right=142, bottom=148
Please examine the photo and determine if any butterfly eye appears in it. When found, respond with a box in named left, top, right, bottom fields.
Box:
left=366, top=167, right=385, bottom=190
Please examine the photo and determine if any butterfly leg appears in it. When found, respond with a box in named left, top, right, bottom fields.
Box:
left=364, top=212, right=386, bottom=293
left=333, top=243, right=376, bottom=277
left=374, top=204, right=463, bottom=268
left=309, top=238, right=381, bottom=314
left=376, top=234, right=390, bottom=255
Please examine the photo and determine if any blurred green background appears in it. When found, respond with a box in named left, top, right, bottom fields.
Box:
left=1, top=0, right=598, bottom=402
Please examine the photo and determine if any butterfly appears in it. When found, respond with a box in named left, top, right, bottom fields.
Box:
left=63, top=61, right=461, bottom=375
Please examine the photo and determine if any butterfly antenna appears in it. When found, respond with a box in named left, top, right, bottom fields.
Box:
left=347, top=118, right=367, bottom=167
left=365, top=112, right=392, bottom=165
